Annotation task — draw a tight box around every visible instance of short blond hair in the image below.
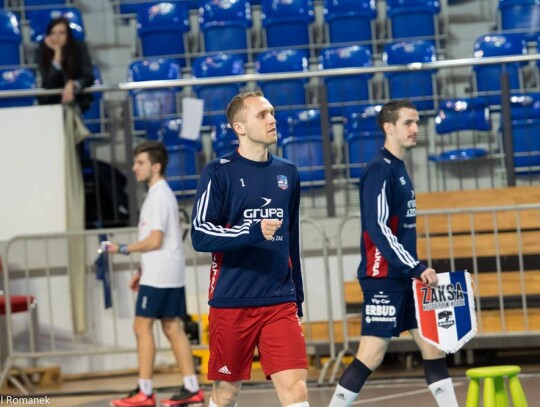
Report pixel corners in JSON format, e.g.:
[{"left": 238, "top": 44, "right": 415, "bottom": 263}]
[{"left": 226, "top": 90, "right": 264, "bottom": 127}]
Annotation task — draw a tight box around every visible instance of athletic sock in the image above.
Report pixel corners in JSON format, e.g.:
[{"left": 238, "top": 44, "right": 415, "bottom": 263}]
[
  {"left": 138, "top": 378, "right": 153, "bottom": 396},
  {"left": 285, "top": 402, "right": 309, "bottom": 407},
  {"left": 328, "top": 384, "right": 359, "bottom": 407},
  {"left": 208, "top": 398, "right": 237, "bottom": 407},
  {"left": 183, "top": 374, "right": 199, "bottom": 392},
  {"left": 428, "top": 377, "right": 459, "bottom": 407},
  {"left": 329, "top": 358, "right": 372, "bottom": 407}
]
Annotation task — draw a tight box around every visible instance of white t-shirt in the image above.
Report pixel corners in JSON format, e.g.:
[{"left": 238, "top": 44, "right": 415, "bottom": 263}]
[{"left": 138, "top": 179, "right": 185, "bottom": 288}]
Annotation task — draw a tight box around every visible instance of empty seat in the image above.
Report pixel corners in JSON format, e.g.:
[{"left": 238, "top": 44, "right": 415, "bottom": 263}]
[
  {"left": 343, "top": 104, "right": 384, "bottom": 179},
  {"left": 0, "top": 11, "right": 21, "bottom": 67},
  {"left": 499, "top": 0, "right": 540, "bottom": 41},
  {"left": 211, "top": 121, "right": 239, "bottom": 157},
  {"left": 83, "top": 65, "right": 103, "bottom": 134},
  {"left": 383, "top": 40, "right": 438, "bottom": 111},
  {"left": 435, "top": 98, "right": 490, "bottom": 134},
  {"left": 386, "top": 0, "right": 440, "bottom": 43},
  {"left": 0, "top": 68, "right": 36, "bottom": 107},
  {"left": 319, "top": 45, "right": 373, "bottom": 117},
  {"left": 255, "top": 49, "right": 308, "bottom": 109},
  {"left": 119, "top": 0, "right": 154, "bottom": 15},
  {"left": 431, "top": 98, "right": 491, "bottom": 163},
  {"left": 127, "top": 58, "right": 182, "bottom": 138},
  {"left": 261, "top": 0, "right": 315, "bottom": 51},
  {"left": 23, "top": 0, "right": 68, "bottom": 19},
  {"left": 192, "top": 53, "right": 245, "bottom": 125},
  {"left": 30, "top": 7, "right": 85, "bottom": 42},
  {"left": 199, "top": 0, "right": 252, "bottom": 62},
  {"left": 507, "top": 93, "right": 540, "bottom": 169},
  {"left": 282, "top": 109, "right": 326, "bottom": 183},
  {"left": 323, "top": 0, "right": 377, "bottom": 50},
  {"left": 137, "top": 2, "right": 190, "bottom": 68},
  {"left": 472, "top": 33, "right": 527, "bottom": 105}
]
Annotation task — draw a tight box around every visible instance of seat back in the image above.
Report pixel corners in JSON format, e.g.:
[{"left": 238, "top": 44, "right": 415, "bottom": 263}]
[
  {"left": 0, "top": 68, "right": 36, "bottom": 107},
  {"left": 435, "top": 98, "right": 491, "bottom": 134},
  {"left": 23, "top": 0, "right": 67, "bottom": 19},
  {"left": 383, "top": 40, "right": 437, "bottom": 110},
  {"left": 261, "top": 0, "right": 315, "bottom": 49},
  {"left": 127, "top": 58, "right": 182, "bottom": 136},
  {"left": 211, "top": 121, "right": 239, "bottom": 158},
  {"left": 319, "top": 45, "right": 373, "bottom": 116},
  {"left": 192, "top": 53, "right": 245, "bottom": 124},
  {"left": 0, "top": 11, "right": 21, "bottom": 67},
  {"left": 387, "top": 0, "right": 440, "bottom": 42},
  {"left": 323, "top": 0, "right": 377, "bottom": 48},
  {"left": 282, "top": 136, "right": 325, "bottom": 183},
  {"left": 499, "top": 0, "right": 540, "bottom": 40},
  {"left": 137, "top": 2, "right": 190, "bottom": 66},
  {"left": 255, "top": 49, "right": 308, "bottom": 108},
  {"left": 30, "top": 7, "right": 85, "bottom": 42},
  {"left": 508, "top": 93, "right": 540, "bottom": 169},
  {"left": 472, "top": 33, "right": 527, "bottom": 105},
  {"left": 343, "top": 104, "right": 384, "bottom": 178},
  {"left": 200, "top": 0, "right": 252, "bottom": 61}
]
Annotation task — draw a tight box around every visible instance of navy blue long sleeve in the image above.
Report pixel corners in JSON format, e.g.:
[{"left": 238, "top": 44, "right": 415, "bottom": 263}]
[
  {"left": 191, "top": 150, "right": 304, "bottom": 315},
  {"left": 357, "top": 148, "right": 426, "bottom": 292}
]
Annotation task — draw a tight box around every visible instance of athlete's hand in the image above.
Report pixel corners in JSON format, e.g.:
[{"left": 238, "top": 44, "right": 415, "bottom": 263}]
[
  {"left": 419, "top": 268, "right": 438, "bottom": 287},
  {"left": 261, "top": 219, "right": 283, "bottom": 241},
  {"left": 129, "top": 270, "right": 141, "bottom": 292}
]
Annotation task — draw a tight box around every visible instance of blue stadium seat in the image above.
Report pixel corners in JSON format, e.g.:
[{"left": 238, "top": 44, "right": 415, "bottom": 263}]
[
  {"left": 282, "top": 109, "right": 326, "bottom": 183},
  {"left": 319, "top": 45, "right": 373, "bottom": 117},
  {"left": 508, "top": 93, "right": 540, "bottom": 169},
  {"left": 472, "top": 33, "right": 527, "bottom": 105},
  {"left": 435, "top": 98, "right": 490, "bottom": 134},
  {"left": 211, "top": 121, "right": 239, "bottom": 158},
  {"left": 386, "top": 0, "right": 440, "bottom": 43},
  {"left": 199, "top": 0, "right": 252, "bottom": 62},
  {"left": 83, "top": 65, "right": 103, "bottom": 134},
  {"left": 127, "top": 58, "right": 182, "bottom": 138},
  {"left": 192, "top": 53, "right": 245, "bottom": 125},
  {"left": 383, "top": 40, "right": 438, "bottom": 111},
  {"left": 119, "top": 1, "right": 154, "bottom": 15},
  {"left": 261, "top": 0, "right": 315, "bottom": 51},
  {"left": 0, "top": 11, "right": 21, "bottom": 67},
  {"left": 137, "top": 2, "right": 190, "bottom": 67},
  {"left": 323, "top": 0, "right": 377, "bottom": 50},
  {"left": 23, "top": 0, "right": 68, "bottom": 20},
  {"left": 343, "top": 105, "right": 384, "bottom": 179},
  {"left": 430, "top": 98, "right": 491, "bottom": 163},
  {"left": 255, "top": 49, "right": 308, "bottom": 109},
  {"left": 0, "top": 68, "right": 36, "bottom": 107},
  {"left": 30, "top": 7, "right": 85, "bottom": 42},
  {"left": 499, "top": 0, "right": 540, "bottom": 41},
  {"left": 166, "top": 142, "right": 199, "bottom": 196}
]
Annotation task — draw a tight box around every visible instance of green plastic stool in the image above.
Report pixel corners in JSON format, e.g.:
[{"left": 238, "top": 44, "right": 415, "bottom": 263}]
[{"left": 465, "top": 365, "right": 528, "bottom": 407}]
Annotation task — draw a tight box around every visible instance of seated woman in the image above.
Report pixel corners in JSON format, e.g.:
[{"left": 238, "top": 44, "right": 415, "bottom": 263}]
[{"left": 37, "top": 16, "right": 94, "bottom": 114}]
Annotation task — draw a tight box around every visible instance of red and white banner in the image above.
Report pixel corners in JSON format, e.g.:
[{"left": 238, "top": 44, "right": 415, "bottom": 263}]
[{"left": 413, "top": 270, "right": 477, "bottom": 353}]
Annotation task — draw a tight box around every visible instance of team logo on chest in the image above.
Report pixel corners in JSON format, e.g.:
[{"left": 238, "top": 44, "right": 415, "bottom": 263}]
[{"left": 277, "top": 175, "right": 288, "bottom": 190}]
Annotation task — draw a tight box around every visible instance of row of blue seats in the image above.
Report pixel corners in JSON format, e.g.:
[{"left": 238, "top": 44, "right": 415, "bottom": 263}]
[{"left": 150, "top": 94, "right": 540, "bottom": 195}]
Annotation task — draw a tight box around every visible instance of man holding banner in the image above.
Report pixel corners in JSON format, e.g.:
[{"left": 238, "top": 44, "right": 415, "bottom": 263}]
[{"left": 328, "top": 100, "right": 459, "bottom": 407}]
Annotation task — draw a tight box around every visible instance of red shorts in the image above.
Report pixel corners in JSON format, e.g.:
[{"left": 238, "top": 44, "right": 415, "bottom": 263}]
[{"left": 208, "top": 302, "right": 308, "bottom": 381}]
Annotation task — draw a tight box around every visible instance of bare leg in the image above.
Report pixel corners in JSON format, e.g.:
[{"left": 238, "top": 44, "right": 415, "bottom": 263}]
[
  {"left": 212, "top": 380, "right": 242, "bottom": 407},
  {"left": 134, "top": 316, "right": 155, "bottom": 379},
  {"left": 271, "top": 368, "right": 309, "bottom": 406},
  {"left": 161, "top": 318, "right": 196, "bottom": 376}
]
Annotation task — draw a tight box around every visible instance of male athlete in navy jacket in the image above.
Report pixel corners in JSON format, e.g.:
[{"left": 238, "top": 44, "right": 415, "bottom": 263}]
[
  {"left": 191, "top": 91, "right": 309, "bottom": 407},
  {"left": 329, "top": 101, "right": 458, "bottom": 407}
]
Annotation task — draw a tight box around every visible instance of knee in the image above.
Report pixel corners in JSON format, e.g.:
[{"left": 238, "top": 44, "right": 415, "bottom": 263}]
[
  {"left": 289, "top": 379, "right": 308, "bottom": 401},
  {"left": 213, "top": 387, "right": 240, "bottom": 407},
  {"left": 161, "top": 320, "right": 182, "bottom": 339}
]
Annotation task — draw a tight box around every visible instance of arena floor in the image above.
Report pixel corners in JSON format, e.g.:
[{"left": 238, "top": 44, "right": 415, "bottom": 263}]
[{"left": 3, "top": 360, "right": 539, "bottom": 406}]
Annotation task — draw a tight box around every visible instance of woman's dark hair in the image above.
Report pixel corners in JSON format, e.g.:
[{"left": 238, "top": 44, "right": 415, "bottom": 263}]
[{"left": 39, "top": 17, "right": 80, "bottom": 79}]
